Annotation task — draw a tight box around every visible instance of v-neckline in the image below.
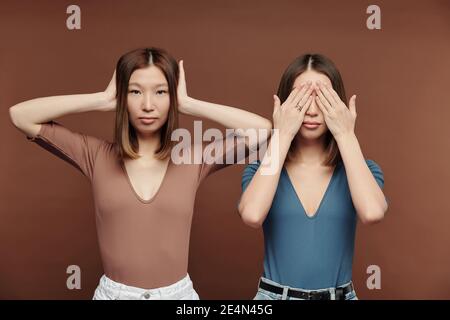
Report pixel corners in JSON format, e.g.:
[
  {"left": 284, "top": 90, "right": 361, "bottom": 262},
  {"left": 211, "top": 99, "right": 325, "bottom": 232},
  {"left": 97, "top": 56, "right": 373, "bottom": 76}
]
[
  {"left": 120, "top": 156, "right": 172, "bottom": 204},
  {"left": 283, "top": 163, "right": 339, "bottom": 219}
]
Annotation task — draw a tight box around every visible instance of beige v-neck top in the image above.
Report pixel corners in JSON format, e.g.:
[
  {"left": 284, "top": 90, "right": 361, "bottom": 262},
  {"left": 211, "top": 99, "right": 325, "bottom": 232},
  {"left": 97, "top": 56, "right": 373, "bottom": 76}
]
[{"left": 27, "top": 121, "right": 245, "bottom": 289}]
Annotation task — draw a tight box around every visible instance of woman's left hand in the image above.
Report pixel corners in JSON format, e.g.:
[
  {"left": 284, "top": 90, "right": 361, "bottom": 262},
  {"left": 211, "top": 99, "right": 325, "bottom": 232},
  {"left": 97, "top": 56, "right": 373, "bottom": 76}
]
[
  {"left": 177, "top": 60, "right": 191, "bottom": 113},
  {"left": 314, "top": 81, "right": 357, "bottom": 140}
]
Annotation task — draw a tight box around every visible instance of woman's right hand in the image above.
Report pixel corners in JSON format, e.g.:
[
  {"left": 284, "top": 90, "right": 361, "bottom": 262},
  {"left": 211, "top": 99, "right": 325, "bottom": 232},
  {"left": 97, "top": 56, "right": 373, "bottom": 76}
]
[
  {"left": 98, "top": 70, "right": 117, "bottom": 112},
  {"left": 272, "top": 81, "right": 314, "bottom": 140}
]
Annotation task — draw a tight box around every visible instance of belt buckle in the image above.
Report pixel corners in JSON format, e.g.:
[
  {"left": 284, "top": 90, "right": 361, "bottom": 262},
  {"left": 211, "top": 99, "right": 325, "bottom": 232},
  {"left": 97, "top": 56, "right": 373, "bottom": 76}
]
[
  {"left": 335, "top": 287, "right": 345, "bottom": 300},
  {"left": 309, "top": 291, "right": 322, "bottom": 301}
]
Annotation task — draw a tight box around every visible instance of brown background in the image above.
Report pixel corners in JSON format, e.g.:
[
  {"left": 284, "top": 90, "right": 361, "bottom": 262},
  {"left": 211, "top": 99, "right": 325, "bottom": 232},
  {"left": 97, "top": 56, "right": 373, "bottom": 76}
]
[{"left": 1, "top": 0, "right": 449, "bottom": 299}]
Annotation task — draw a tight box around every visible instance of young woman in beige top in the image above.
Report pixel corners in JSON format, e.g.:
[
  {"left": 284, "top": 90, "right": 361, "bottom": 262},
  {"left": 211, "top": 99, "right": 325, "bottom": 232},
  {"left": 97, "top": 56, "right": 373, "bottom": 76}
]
[{"left": 9, "top": 47, "right": 271, "bottom": 300}]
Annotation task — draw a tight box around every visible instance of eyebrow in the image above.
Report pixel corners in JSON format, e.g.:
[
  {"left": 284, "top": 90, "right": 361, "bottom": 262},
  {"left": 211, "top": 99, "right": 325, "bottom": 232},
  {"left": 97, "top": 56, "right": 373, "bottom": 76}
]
[{"left": 128, "top": 82, "right": 168, "bottom": 88}]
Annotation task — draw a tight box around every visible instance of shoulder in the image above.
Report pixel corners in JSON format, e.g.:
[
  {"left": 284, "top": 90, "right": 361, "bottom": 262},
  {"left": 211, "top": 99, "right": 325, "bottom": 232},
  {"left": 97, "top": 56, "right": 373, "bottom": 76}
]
[
  {"left": 243, "top": 160, "right": 261, "bottom": 174},
  {"left": 241, "top": 160, "right": 261, "bottom": 190},
  {"left": 365, "top": 159, "right": 383, "bottom": 172},
  {"left": 365, "top": 159, "right": 385, "bottom": 186}
]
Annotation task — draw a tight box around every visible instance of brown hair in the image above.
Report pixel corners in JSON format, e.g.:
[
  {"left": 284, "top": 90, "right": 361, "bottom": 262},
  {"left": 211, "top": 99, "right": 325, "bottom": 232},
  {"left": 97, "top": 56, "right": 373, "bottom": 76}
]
[
  {"left": 277, "top": 53, "right": 347, "bottom": 166},
  {"left": 114, "top": 47, "right": 179, "bottom": 160}
]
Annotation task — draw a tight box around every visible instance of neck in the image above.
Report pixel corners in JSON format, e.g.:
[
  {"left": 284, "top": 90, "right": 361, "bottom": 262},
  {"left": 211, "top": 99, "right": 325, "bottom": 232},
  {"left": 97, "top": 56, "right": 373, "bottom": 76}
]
[
  {"left": 288, "top": 134, "right": 328, "bottom": 166},
  {"left": 136, "top": 131, "right": 162, "bottom": 161}
]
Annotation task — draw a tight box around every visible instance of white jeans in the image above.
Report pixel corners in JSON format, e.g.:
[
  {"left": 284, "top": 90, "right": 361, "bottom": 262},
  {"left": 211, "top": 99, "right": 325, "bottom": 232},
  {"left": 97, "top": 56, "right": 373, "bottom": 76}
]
[{"left": 92, "top": 274, "right": 200, "bottom": 300}]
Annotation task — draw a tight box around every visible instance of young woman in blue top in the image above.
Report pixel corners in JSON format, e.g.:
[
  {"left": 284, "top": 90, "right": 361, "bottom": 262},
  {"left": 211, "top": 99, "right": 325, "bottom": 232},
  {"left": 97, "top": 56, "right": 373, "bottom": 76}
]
[{"left": 238, "top": 54, "right": 388, "bottom": 300}]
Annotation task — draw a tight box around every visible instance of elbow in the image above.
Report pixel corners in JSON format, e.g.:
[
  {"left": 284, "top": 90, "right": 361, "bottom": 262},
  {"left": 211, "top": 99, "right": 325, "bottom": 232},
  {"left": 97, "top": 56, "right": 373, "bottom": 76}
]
[
  {"left": 242, "top": 215, "right": 264, "bottom": 229},
  {"left": 238, "top": 202, "right": 264, "bottom": 229},
  {"left": 261, "top": 119, "right": 273, "bottom": 139},
  {"left": 359, "top": 205, "right": 387, "bottom": 225},
  {"left": 263, "top": 119, "right": 272, "bottom": 131},
  {"left": 9, "top": 106, "right": 21, "bottom": 128},
  {"left": 9, "top": 105, "right": 28, "bottom": 130}
]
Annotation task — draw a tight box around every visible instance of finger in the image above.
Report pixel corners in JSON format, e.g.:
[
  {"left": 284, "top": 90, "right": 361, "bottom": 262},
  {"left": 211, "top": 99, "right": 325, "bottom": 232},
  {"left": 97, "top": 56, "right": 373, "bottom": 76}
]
[
  {"left": 106, "top": 70, "right": 117, "bottom": 92},
  {"left": 318, "top": 81, "right": 337, "bottom": 106},
  {"left": 325, "top": 82, "right": 341, "bottom": 103},
  {"left": 273, "top": 94, "right": 281, "bottom": 115},
  {"left": 349, "top": 95, "right": 357, "bottom": 117},
  {"left": 316, "top": 87, "right": 332, "bottom": 113},
  {"left": 108, "top": 70, "right": 116, "bottom": 85},
  {"left": 287, "top": 83, "right": 307, "bottom": 105},
  {"left": 292, "top": 81, "right": 311, "bottom": 107},
  {"left": 296, "top": 85, "right": 314, "bottom": 108},
  {"left": 315, "top": 95, "right": 330, "bottom": 116},
  {"left": 285, "top": 86, "right": 301, "bottom": 105},
  {"left": 179, "top": 60, "right": 186, "bottom": 81},
  {"left": 299, "top": 95, "right": 313, "bottom": 116}
]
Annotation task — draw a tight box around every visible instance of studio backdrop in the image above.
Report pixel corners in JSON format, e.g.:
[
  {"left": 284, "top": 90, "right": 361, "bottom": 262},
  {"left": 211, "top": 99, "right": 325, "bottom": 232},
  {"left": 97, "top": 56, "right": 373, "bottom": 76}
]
[{"left": 1, "top": 0, "right": 449, "bottom": 299}]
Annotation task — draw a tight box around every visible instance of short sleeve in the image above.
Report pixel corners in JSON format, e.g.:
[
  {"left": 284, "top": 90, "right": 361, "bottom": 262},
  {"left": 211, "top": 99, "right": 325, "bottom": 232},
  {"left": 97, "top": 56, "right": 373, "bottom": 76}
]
[
  {"left": 241, "top": 160, "right": 261, "bottom": 192},
  {"left": 27, "top": 121, "right": 106, "bottom": 181},
  {"left": 366, "top": 159, "right": 384, "bottom": 188},
  {"left": 197, "top": 131, "right": 248, "bottom": 184}
]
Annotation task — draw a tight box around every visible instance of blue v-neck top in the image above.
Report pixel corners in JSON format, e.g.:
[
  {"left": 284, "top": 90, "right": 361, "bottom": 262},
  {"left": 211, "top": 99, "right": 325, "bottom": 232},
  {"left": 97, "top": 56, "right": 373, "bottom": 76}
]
[{"left": 241, "top": 159, "right": 385, "bottom": 290}]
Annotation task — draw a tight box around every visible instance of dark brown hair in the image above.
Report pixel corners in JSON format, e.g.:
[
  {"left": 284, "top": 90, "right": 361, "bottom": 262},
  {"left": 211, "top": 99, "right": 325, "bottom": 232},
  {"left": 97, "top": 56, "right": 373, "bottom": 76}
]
[
  {"left": 277, "top": 54, "right": 347, "bottom": 166},
  {"left": 114, "top": 47, "right": 179, "bottom": 160}
]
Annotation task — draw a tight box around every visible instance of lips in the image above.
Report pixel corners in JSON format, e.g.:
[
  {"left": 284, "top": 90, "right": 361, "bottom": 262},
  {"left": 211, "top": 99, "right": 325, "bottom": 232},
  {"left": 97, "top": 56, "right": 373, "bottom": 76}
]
[
  {"left": 139, "top": 117, "right": 158, "bottom": 125},
  {"left": 303, "top": 122, "right": 321, "bottom": 125},
  {"left": 303, "top": 121, "right": 321, "bottom": 130},
  {"left": 139, "top": 117, "right": 158, "bottom": 120}
]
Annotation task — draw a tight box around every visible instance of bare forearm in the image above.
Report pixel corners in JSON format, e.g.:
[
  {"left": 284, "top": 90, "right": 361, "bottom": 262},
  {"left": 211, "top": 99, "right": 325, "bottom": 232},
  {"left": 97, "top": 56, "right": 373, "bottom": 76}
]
[
  {"left": 10, "top": 92, "right": 111, "bottom": 126},
  {"left": 336, "top": 133, "right": 388, "bottom": 224},
  {"left": 239, "top": 131, "right": 292, "bottom": 227},
  {"left": 181, "top": 97, "right": 271, "bottom": 131}
]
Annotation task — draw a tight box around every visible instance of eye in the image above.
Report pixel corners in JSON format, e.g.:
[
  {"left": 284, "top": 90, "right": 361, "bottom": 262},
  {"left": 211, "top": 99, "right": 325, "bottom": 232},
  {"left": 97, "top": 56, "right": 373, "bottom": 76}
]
[
  {"left": 128, "top": 89, "right": 141, "bottom": 95},
  {"left": 156, "top": 89, "right": 167, "bottom": 95}
]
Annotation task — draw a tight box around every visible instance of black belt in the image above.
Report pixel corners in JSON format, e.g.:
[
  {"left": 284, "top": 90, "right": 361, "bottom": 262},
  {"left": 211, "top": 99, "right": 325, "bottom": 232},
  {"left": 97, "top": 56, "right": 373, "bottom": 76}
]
[{"left": 258, "top": 279, "right": 354, "bottom": 300}]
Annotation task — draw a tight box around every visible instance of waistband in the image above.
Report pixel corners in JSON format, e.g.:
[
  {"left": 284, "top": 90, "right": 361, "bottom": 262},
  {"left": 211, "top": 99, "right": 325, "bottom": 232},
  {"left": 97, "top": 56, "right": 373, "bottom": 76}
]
[
  {"left": 258, "top": 277, "right": 355, "bottom": 300},
  {"left": 100, "top": 274, "right": 194, "bottom": 299}
]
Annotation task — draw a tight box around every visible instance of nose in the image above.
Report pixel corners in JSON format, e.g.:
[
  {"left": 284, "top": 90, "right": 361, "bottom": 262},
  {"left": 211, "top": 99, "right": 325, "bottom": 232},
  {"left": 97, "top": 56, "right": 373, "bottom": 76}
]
[
  {"left": 306, "top": 96, "right": 319, "bottom": 116},
  {"left": 142, "top": 93, "right": 154, "bottom": 111}
]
